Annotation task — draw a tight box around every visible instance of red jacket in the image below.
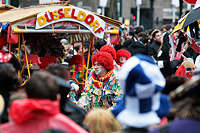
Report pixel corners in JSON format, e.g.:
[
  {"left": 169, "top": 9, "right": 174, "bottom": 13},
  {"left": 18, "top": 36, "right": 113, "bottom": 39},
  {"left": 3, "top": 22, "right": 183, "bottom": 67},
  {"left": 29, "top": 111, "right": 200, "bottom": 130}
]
[{"left": 0, "top": 99, "right": 88, "bottom": 133}]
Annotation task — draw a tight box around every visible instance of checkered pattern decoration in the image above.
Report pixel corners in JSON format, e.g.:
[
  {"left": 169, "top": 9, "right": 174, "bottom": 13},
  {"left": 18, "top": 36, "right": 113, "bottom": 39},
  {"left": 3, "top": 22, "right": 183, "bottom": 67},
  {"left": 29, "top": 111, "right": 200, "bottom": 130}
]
[{"left": 116, "top": 54, "right": 166, "bottom": 128}]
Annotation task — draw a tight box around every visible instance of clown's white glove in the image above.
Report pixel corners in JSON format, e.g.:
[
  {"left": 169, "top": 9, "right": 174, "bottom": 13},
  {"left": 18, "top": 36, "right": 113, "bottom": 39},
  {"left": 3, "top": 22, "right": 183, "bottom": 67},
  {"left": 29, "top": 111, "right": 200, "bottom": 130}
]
[{"left": 71, "top": 83, "right": 79, "bottom": 92}]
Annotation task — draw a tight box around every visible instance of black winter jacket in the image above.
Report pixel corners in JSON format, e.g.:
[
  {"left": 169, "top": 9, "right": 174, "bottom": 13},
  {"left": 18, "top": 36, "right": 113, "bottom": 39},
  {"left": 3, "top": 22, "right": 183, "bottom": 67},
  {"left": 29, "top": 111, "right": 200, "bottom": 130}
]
[
  {"left": 127, "top": 41, "right": 148, "bottom": 56},
  {"left": 148, "top": 41, "right": 172, "bottom": 77}
]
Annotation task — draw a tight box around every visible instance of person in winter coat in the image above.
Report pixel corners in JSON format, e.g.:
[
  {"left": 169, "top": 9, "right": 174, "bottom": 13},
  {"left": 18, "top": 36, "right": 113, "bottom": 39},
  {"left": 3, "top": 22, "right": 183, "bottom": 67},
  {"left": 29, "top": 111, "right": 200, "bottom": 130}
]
[
  {"left": 0, "top": 63, "right": 22, "bottom": 124},
  {"left": 46, "top": 64, "right": 87, "bottom": 129},
  {"left": 161, "top": 74, "right": 189, "bottom": 121},
  {"left": 146, "top": 29, "right": 154, "bottom": 49},
  {"left": 122, "top": 26, "right": 144, "bottom": 48},
  {"left": 148, "top": 29, "right": 172, "bottom": 77},
  {"left": 161, "top": 24, "right": 171, "bottom": 52},
  {"left": 149, "top": 76, "right": 200, "bottom": 133},
  {"left": 0, "top": 71, "right": 88, "bottom": 133},
  {"left": 126, "top": 32, "right": 148, "bottom": 56}
]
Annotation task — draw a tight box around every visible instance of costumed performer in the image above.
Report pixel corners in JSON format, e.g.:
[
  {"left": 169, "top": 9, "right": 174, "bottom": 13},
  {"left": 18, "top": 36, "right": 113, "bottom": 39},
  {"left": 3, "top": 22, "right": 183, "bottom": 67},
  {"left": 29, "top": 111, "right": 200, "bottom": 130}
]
[
  {"left": 116, "top": 49, "right": 131, "bottom": 67},
  {"left": 77, "top": 52, "right": 123, "bottom": 111}
]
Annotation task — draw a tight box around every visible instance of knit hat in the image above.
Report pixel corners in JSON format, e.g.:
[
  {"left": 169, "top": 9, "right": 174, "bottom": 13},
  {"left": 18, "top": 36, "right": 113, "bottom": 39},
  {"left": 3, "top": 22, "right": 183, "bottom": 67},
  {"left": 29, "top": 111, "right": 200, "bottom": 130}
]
[
  {"left": 92, "top": 52, "right": 114, "bottom": 71},
  {"left": 113, "top": 54, "right": 166, "bottom": 128},
  {"left": 100, "top": 45, "right": 116, "bottom": 59},
  {"left": 116, "top": 49, "right": 131, "bottom": 65}
]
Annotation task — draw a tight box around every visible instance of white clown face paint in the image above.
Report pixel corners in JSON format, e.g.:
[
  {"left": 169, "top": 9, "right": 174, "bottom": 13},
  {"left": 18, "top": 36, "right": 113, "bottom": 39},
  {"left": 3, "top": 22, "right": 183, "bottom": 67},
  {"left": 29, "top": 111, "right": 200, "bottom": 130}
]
[
  {"left": 2, "top": 45, "right": 9, "bottom": 53},
  {"left": 93, "top": 61, "right": 108, "bottom": 77},
  {"left": 119, "top": 56, "right": 127, "bottom": 64},
  {"left": 95, "top": 67, "right": 102, "bottom": 75}
]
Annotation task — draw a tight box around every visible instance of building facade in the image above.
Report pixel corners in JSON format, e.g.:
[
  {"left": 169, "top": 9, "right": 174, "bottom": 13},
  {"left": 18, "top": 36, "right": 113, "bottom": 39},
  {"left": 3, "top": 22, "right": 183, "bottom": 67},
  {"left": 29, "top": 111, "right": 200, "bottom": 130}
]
[
  {"left": 5, "top": 0, "right": 191, "bottom": 30},
  {"left": 70, "top": 0, "right": 190, "bottom": 30}
]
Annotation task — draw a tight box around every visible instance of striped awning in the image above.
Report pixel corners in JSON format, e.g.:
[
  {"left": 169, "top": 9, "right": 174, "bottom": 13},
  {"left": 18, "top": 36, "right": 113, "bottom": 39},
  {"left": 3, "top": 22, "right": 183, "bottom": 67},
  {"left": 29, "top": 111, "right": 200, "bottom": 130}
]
[{"left": 67, "top": 34, "right": 107, "bottom": 43}]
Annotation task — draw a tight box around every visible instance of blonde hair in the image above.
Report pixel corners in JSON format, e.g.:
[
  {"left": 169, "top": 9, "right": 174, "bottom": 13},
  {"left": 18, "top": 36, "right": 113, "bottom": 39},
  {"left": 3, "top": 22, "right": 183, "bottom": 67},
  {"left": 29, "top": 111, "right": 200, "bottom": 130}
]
[
  {"left": 181, "top": 60, "right": 195, "bottom": 68},
  {"left": 83, "top": 109, "right": 122, "bottom": 133}
]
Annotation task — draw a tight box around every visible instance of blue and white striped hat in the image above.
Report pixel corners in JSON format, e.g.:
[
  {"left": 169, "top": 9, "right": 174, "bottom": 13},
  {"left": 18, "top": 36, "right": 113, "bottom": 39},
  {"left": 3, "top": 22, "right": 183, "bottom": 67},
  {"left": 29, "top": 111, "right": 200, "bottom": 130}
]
[{"left": 116, "top": 54, "right": 166, "bottom": 128}]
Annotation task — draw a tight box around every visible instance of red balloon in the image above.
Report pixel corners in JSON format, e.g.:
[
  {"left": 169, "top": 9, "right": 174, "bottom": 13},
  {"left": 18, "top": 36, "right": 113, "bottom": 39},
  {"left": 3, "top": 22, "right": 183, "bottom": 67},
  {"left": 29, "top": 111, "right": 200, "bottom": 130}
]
[{"left": 183, "top": 0, "right": 197, "bottom": 4}]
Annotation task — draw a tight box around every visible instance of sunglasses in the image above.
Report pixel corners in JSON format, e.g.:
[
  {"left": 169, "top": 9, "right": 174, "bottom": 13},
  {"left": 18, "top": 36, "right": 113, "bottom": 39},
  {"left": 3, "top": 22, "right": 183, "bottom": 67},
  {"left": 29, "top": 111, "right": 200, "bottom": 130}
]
[{"left": 185, "top": 67, "right": 196, "bottom": 72}]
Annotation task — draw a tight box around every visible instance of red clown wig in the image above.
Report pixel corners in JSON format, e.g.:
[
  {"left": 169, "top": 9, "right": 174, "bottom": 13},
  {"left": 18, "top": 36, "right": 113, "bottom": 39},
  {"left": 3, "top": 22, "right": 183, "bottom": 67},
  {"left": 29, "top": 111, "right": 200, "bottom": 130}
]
[
  {"left": 68, "top": 55, "right": 85, "bottom": 66},
  {"left": 41, "top": 55, "right": 57, "bottom": 69},
  {"left": 116, "top": 49, "right": 131, "bottom": 64},
  {"left": 100, "top": 45, "right": 116, "bottom": 59},
  {"left": 92, "top": 52, "right": 114, "bottom": 71}
]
